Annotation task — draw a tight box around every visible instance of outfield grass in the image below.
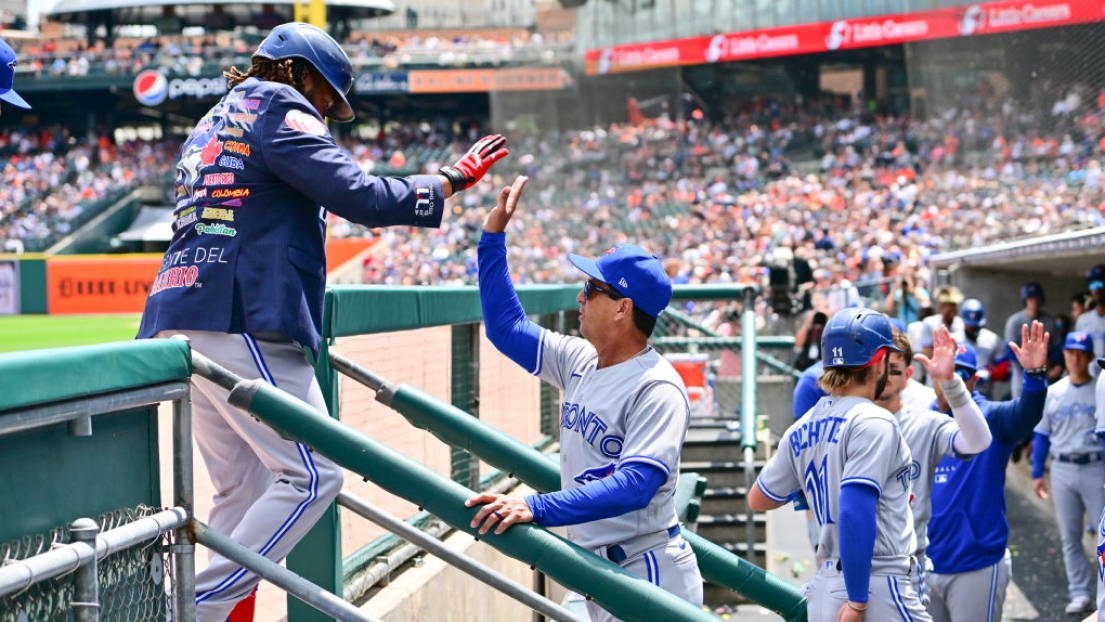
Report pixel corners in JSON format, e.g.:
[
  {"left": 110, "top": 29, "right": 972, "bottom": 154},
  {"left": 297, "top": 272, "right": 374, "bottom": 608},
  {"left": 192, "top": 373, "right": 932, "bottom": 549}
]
[{"left": 0, "top": 314, "right": 143, "bottom": 353}]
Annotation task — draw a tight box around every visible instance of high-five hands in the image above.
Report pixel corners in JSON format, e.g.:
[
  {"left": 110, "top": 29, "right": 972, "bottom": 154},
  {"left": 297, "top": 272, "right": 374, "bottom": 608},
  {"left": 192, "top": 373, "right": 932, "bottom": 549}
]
[
  {"left": 1009, "top": 320, "right": 1049, "bottom": 371},
  {"left": 439, "top": 134, "right": 510, "bottom": 193},
  {"left": 914, "top": 326, "right": 957, "bottom": 382},
  {"left": 483, "top": 176, "right": 528, "bottom": 234}
]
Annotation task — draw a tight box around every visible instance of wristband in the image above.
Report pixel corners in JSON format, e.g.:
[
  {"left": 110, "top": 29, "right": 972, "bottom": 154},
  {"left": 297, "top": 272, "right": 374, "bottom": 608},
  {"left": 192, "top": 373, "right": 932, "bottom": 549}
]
[
  {"left": 936, "top": 375, "right": 971, "bottom": 409},
  {"left": 1025, "top": 365, "right": 1047, "bottom": 377},
  {"left": 847, "top": 601, "right": 868, "bottom": 612}
]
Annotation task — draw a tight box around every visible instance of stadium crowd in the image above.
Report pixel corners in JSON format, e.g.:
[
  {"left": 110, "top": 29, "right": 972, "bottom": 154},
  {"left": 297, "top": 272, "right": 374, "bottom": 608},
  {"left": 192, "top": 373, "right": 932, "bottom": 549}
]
[
  {"left": 2, "top": 82, "right": 1105, "bottom": 300},
  {"left": 6, "top": 28, "right": 570, "bottom": 78}
]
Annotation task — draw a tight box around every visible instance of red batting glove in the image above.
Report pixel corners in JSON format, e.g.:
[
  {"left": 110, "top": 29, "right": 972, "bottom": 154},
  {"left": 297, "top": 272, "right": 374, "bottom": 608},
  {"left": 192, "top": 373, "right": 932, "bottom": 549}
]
[{"left": 439, "top": 134, "right": 509, "bottom": 192}]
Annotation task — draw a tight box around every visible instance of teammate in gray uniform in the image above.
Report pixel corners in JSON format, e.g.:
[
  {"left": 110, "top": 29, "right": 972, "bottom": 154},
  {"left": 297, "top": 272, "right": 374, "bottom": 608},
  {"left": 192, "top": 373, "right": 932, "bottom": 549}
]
[
  {"left": 960, "top": 299, "right": 1005, "bottom": 398},
  {"left": 874, "top": 328, "right": 992, "bottom": 604},
  {"left": 465, "top": 177, "right": 702, "bottom": 622},
  {"left": 1076, "top": 265, "right": 1105, "bottom": 380},
  {"left": 1032, "top": 331, "right": 1104, "bottom": 615},
  {"left": 750, "top": 308, "right": 931, "bottom": 622},
  {"left": 1093, "top": 356, "right": 1105, "bottom": 620}
]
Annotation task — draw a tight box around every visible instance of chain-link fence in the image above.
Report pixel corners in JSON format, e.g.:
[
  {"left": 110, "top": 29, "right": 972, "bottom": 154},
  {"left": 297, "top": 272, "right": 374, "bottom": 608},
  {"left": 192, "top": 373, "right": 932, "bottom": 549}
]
[{"left": 0, "top": 505, "right": 171, "bottom": 622}]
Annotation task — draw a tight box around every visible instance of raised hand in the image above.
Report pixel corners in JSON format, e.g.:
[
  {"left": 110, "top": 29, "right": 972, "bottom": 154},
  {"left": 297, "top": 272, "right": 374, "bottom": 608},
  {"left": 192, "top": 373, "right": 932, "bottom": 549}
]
[
  {"left": 914, "top": 325, "right": 957, "bottom": 382},
  {"left": 483, "top": 176, "right": 528, "bottom": 234},
  {"left": 439, "top": 134, "right": 510, "bottom": 192},
  {"left": 1009, "top": 320, "right": 1049, "bottom": 371}
]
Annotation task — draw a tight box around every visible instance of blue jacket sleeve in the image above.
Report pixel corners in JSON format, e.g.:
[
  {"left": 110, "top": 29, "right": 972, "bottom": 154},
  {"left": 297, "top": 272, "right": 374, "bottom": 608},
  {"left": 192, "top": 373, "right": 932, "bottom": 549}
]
[
  {"left": 524, "top": 462, "right": 667, "bottom": 527},
  {"left": 261, "top": 84, "right": 445, "bottom": 229},
  {"left": 478, "top": 232, "right": 545, "bottom": 373},
  {"left": 986, "top": 372, "right": 1048, "bottom": 444},
  {"left": 839, "top": 483, "right": 878, "bottom": 604},
  {"left": 1031, "top": 432, "right": 1050, "bottom": 479},
  {"left": 793, "top": 368, "right": 825, "bottom": 420}
]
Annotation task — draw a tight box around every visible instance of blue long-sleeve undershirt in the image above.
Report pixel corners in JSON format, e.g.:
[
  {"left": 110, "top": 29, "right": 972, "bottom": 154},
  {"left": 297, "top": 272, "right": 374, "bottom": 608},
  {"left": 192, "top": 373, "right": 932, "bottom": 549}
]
[
  {"left": 1032, "top": 432, "right": 1050, "bottom": 479},
  {"left": 525, "top": 461, "right": 668, "bottom": 526},
  {"left": 839, "top": 483, "right": 878, "bottom": 604},
  {"left": 990, "top": 372, "right": 1048, "bottom": 444},
  {"left": 478, "top": 232, "right": 545, "bottom": 373}
]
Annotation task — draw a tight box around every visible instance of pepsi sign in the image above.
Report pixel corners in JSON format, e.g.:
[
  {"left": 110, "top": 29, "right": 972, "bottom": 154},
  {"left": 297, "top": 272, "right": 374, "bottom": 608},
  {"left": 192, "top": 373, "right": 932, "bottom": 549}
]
[
  {"left": 133, "top": 70, "right": 169, "bottom": 106},
  {"left": 133, "top": 71, "right": 228, "bottom": 106}
]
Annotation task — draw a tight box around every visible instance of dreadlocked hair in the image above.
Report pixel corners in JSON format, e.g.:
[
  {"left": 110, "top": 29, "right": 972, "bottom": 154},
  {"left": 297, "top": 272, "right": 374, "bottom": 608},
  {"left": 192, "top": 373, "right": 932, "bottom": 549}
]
[{"left": 224, "top": 57, "right": 311, "bottom": 90}]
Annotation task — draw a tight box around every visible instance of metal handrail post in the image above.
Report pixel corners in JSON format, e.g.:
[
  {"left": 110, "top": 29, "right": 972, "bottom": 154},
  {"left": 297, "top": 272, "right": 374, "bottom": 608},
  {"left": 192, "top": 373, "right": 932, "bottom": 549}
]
[
  {"left": 0, "top": 508, "right": 189, "bottom": 598},
  {"left": 740, "top": 287, "right": 759, "bottom": 564},
  {"left": 169, "top": 346, "right": 197, "bottom": 622},
  {"left": 337, "top": 492, "right": 589, "bottom": 622},
  {"left": 70, "top": 518, "right": 101, "bottom": 622}
]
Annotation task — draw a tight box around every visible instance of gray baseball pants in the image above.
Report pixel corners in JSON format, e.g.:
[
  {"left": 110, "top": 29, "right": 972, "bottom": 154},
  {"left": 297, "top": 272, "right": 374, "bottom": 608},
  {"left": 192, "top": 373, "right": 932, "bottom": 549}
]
[
  {"left": 160, "top": 330, "right": 344, "bottom": 622},
  {"left": 1050, "top": 460, "right": 1105, "bottom": 600},
  {"left": 925, "top": 548, "right": 1011, "bottom": 622}
]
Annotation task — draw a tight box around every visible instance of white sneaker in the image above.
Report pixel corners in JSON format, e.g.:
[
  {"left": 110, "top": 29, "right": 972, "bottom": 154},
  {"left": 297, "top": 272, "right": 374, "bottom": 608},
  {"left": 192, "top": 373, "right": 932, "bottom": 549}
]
[{"left": 1064, "top": 595, "right": 1092, "bottom": 614}]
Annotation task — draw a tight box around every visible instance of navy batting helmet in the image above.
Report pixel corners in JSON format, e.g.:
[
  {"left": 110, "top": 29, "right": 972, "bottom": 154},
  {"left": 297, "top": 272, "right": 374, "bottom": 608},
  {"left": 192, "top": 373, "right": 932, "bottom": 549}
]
[
  {"left": 822, "top": 308, "right": 901, "bottom": 369},
  {"left": 1088, "top": 264, "right": 1105, "bottom": 283},
  {"left": 255, "top": 22, "right": 355, "bottom": 122},
  {"left": 1021, "top": 281, "right": 1045, "bottom": 304},
  {"left": 961, "top": 298, "right": 986, "bottom": 327}
]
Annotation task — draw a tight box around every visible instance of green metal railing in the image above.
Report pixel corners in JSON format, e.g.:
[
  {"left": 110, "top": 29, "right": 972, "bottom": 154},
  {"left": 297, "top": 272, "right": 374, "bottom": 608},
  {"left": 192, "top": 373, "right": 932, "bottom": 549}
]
[{"left": 299, "top": 283, "right": 808, "bottom": 622}]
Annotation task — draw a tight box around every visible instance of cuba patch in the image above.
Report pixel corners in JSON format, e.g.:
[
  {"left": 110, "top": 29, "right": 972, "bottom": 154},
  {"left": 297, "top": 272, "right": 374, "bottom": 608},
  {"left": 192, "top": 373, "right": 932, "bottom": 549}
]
[
  {"left": 219, "top": 155, "right": 244, "bottom": 170},
  {"left": 285, "top": 109, "right": 328, "bottom": 136}
]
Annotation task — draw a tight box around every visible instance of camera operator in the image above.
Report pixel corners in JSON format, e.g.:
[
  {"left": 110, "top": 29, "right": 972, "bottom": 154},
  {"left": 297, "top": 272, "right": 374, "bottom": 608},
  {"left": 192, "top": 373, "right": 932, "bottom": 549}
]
[{"left": 884, "top": 267, "right": 930, "bottom": 327}]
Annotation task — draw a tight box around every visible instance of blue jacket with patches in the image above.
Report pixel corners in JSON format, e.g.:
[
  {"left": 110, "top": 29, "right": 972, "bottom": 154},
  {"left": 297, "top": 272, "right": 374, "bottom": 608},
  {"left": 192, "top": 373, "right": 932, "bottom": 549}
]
[
  {"left": 137, "top": 78, "right": 444, "bottom": 356},
  {"left": 926, "top": 373, "right": 1047, "bottom": 574}
]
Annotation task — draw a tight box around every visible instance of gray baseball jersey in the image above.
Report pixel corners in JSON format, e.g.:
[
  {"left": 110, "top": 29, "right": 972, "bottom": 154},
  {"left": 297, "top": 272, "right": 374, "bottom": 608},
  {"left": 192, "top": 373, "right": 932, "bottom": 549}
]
[
  {"left": 1095, "top": 371, "right": 1105, "bottom": 437},
  {"left": 895, "top": 406, "right": 960, "bottom": 556},
  {"left": 920, "top": 316, "right": 966, "bottom": 349},
  {"left": 756, "top": 396, "right": 917, "bottom": 561},
  {"left": 1075, "top": 310, "right": 1105, "bottom": 377},
  {"left": 536, "top": 331, "right": 690, "bottom": 549},
  {"left": 1036, "top": 377, "right": 1099, "bottom": 454},
  {"left": 965, "top": 327, "right": 1003, "bottom": 371}
]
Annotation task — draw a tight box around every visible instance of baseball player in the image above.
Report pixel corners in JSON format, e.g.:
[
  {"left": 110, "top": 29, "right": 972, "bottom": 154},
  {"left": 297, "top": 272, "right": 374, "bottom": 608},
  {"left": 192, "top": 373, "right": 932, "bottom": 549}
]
[
  {"left": 924, "top": 322, "right": 1050, "bottom": 622},
  {"left": 1032, "top": 331, "right": 1103, "bottom": 615},
  {"left": 465, "top": 177, "right": 702, "bottom": 622},
  {"left": 874, "top": 328, "right": 992, "bottom": 604},
  {"left": 750, "top": 308, "right": 931, "bottom": 622},
  {"left": 1005, "top": 282, "right": 1061, "bottom": 397},
  {"left": 137, "top": 23, "right": 508, "bottom": 620},
  {"left": 0, "top": 37, "right": 31, "bottom": 114},
  {"left": 960, "top": 298, "right": 1006, "bottom": 398},
  {"left": 1075, "top": 265, "right": 1105, "bottom": 379},
  {"left": 1093, "top": 355, "right": 1105, "bottom": 621}
]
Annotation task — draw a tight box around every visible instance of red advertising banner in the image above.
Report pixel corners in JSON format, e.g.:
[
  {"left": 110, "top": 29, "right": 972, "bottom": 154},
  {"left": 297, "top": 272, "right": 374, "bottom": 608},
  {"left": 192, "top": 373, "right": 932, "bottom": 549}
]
[{"left": 585, "top": 0, "right": 1105, "bottom": 74}]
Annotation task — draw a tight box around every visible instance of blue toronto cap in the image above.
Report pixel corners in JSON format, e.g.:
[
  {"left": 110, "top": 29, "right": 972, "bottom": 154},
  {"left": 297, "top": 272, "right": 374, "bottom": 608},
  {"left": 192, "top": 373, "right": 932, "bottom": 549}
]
[
  {"left": 1064, "top": 331, "right": 1093, "bottom": 352},
  {"left": 0, "top": 38, "right": 30, "bottom": 109},
  {"left": 954, "top": 344, "right": 978, "bottom": 372},
  {"left": 569, "top": 245, "right": 672, "bottom": 318}
]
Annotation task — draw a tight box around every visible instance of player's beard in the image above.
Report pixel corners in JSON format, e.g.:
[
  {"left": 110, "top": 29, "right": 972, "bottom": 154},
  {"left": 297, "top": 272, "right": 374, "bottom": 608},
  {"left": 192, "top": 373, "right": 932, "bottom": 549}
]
[{"left": 873, "top": 356, "right": 890, "bottom": 400}]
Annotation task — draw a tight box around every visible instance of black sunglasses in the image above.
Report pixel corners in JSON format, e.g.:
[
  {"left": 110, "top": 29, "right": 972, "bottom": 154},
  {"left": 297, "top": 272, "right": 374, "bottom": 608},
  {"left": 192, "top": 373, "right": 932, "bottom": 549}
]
[
  {"left": 955, "top": 369, "right": 975, "bottom": 382},
  {"left": 584, "top": 280, "right": 625, "bottom": 300}
]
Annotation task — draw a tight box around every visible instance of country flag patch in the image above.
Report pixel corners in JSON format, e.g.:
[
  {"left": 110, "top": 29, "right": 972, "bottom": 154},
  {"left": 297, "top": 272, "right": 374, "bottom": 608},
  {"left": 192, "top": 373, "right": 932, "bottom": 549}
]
[{"left": 285, "top": 110, "right": 328, "bottom": 136}]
